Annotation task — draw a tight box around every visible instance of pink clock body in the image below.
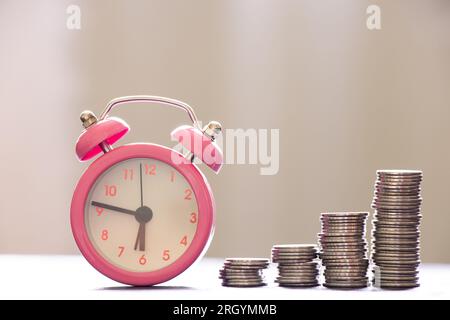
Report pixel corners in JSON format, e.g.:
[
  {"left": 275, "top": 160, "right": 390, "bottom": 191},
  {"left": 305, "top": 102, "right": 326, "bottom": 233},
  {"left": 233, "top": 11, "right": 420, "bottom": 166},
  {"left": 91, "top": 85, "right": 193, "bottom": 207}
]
[{"left": 70, "top": 96, "right": 222, "bottom": 286}]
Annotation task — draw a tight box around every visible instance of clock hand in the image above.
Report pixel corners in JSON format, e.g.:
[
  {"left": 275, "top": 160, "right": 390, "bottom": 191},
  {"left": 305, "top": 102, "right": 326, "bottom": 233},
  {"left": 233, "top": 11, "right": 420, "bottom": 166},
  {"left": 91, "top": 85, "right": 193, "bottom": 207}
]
[
  {"left": 140, "top": 163, "right": 144, "bottom": 207},
  {"left": 91, "top": 201, "right": 136, "bottom": 216},
  {"left": 133, "top": 223, "right": 142, "bottom": 251},
  {"left": 139, "top": 222, "right": 146, "bottom": 251}
]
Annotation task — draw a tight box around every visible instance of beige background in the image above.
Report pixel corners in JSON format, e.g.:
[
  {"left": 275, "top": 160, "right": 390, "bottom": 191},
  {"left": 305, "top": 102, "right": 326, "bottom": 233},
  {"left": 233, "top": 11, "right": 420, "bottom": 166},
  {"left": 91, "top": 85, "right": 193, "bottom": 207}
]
[{"left": 0, "top": 0, "right": 449, "bottom": 262}]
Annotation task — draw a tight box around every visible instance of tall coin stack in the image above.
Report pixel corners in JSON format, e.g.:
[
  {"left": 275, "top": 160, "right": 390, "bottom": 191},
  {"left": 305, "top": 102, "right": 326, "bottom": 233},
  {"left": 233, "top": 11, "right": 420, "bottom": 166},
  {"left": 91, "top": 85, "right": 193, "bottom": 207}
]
[
  {"left": 271, "top": 244, "right": 319, "bottom": 287},
  {"left": 319, "top": 212, "right": 369, "bottom": 289},
  {"left": 371, "top": 170, "right": 423, "bottom": 289},
  {"left": 219, "top": 258, "right": 269, "bottom": 287}
]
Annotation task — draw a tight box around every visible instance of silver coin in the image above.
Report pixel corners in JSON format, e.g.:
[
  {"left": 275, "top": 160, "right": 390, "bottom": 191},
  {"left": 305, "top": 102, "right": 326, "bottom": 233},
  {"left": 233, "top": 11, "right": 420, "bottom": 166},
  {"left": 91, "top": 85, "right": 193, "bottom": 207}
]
[
  {"left": 375, "top": 189, "right": 421, "bottom": 195},
  {"left": 372, "top": 230, "right": 420, "bottom": 237},
  {"left": 373, "top": 200, "right": 422, "bottom": 207},
  {"left": 375, "top": 180, "right": 421, "bottom": 186},
  {"left": 272, "top": 251, "right": 317, "bottom": 257},
  {"left": 321, "top": 212, "right": 368, "bottom": 217},
  {"left": 372, "top": 246, "right": 420, "bottom": 253},
  {"left": 323, "top": 258, "right": 369, "bottom": 264},
  {"left": 276, "top": 278, "right": 318, "bottom": 285},
  {"left": 220, "top": 268, "right": 261, "bottom": 274},
  {"left": 225, "top": 258, "right": 269, "bottom": 264},
  {"left": 374, "top": 281, "right": 419, "bottom": 289},
  {"left": 278, "top": 268, "right": 318, "bottom": 274},
  {"left": 372, "top": 267, "right": 419, "bottom": 274},
  {"left": 373, "top": 229, "right": 420, "bottom": 236},
  {"left": 320, "top": 251, "right": 367, "bottom": 257},
  {"left": 375, "top": 184, "right": 421, "bottom": 191},
  {"left": 376, "top": 174, "right": 422, "bottom": 181},
  {"left": 376, "top": 178, "right": 422, "bottom": 184},
  {"left": 325, "top": 270, "right": 367, "bottom": 276},
  {"left": 320, "top": 242, "right": 367, "bottom": 248},
  {"left": 372, "top": 260, "right": 420, "bottom": 267},
  {"left": 376, "top": 174, "right": 422, "bottom": 179},
  {"left": 278, "top": 283, "right": 319, "bottom": 288},
  {"left": 272, "top": 244, "right": 317, "bottom": 250},
  {"left": 373, "top": 224, "right": 420, "bottom": 230},
  {"left": 273, "top": 259, "right": 316, "bottom": 265},
  {"left": 373, "top": 221, "right": 420, "bottom": 228},
  {"left": 374, "top": 193, "right": 422, "bottom": 200},
  {"left": 279, "top": 271, "right": 319, "bottom": 277},
  {"left": 377, "top": 169, "right": 422, "bottom": 175},
  {"left": 321, "top": 227, "right": 365, "bottom": 233},
  {"left": 222, "top": 282, "right": 266, "bottom": 288},
  {"left": 372, "top": 253, "right": 420, "bottom": 260},
  {"left": 379, "top": 273, "right": 419, "bottom": 282},
  {"left": 374, "top": 214, "right": 422, "bottom": 220},
  {"left": 320, "top": 249, "right": 367, "bottom": 255},
  {"left": 324, "top": 282, "right": 368, "bottom": 289},
  {"left": 372, "top": 203, "right": 422, "bottom": 210},
  {"left": 219, "top": 274, "right": 263, "bottom": 280}
]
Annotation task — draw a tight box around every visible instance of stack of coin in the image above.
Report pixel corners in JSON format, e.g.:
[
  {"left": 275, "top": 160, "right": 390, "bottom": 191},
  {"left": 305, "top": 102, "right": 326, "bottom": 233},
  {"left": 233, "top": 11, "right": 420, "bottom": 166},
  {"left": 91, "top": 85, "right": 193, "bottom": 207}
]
[
  {"left": 271, "top": 244, "right": 319, "bottom": 287},
  {"left": 219, "top": 258, "right": 269, "bottom": 287},
  {"left": 319, "top": 212, "right": 369, "bottom": 289},
  {"left": 371, "top": 170, "right": 422, "bottom": 289}
]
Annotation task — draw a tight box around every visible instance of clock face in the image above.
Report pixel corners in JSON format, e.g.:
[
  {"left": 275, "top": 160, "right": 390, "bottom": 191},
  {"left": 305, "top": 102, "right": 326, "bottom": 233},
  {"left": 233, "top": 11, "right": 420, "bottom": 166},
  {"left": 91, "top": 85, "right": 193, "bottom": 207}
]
[{"left": 84, "top": 158, "right": 199, "bottom": 272}]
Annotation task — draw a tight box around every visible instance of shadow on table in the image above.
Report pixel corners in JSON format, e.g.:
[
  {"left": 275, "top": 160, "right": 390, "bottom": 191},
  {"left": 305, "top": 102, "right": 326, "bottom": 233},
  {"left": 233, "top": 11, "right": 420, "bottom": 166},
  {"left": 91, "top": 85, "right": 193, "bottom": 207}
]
[{"left": 98, "top": 285, "right": 196, "bottom": 291}]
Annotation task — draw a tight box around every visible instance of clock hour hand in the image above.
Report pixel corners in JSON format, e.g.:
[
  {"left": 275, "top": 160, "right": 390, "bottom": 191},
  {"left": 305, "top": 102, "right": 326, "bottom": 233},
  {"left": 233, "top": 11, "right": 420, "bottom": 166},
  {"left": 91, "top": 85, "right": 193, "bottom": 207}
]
[{"left": 91, "top": 201, "right": 136, "bottom": 216}]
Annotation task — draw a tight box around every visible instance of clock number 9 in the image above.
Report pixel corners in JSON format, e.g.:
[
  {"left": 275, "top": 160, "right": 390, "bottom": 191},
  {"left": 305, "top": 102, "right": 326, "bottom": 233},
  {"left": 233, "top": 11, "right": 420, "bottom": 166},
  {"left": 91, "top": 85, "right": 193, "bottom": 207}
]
[{"left": 96, "top": 207, "right": 104, "bottom": 216}]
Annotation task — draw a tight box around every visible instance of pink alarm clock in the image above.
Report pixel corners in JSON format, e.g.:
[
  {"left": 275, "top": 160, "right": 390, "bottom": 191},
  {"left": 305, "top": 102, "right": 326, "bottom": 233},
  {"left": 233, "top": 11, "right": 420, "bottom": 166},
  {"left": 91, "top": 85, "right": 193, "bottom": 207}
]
[{"left": 70, "top": 96, "right": 223, "bottom": 286}]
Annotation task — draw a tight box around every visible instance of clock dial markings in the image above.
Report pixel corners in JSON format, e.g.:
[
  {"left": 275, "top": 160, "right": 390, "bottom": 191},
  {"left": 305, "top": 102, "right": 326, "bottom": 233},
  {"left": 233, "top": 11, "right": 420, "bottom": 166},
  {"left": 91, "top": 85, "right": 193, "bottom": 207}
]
[
  {"left": 91, "top": 201, "right": 136, "bottom": 216},
  {"left": 85, "top": 158, "right": 198, "bottom": 272}
]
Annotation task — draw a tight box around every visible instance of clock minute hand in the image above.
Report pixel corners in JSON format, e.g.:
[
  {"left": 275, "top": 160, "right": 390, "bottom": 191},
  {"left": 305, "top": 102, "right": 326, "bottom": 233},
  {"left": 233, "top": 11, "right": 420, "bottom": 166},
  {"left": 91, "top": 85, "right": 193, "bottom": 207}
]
[{"left": 91, "top": 201, "right": 136, "bottom": 216}]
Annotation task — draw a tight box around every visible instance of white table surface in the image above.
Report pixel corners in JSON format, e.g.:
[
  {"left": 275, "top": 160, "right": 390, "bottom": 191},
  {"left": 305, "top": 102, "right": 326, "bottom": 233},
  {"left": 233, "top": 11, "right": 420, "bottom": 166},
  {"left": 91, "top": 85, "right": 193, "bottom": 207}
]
[{"left": 0, "top": 255, "right": 449, "bottom": 300}]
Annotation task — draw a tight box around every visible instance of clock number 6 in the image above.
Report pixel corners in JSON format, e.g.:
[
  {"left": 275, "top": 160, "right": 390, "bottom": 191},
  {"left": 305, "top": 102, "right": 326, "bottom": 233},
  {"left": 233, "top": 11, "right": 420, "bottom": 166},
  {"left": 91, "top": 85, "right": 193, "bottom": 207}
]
[{"left": 139, "top": 255, "right": 147, "bottom": 265}]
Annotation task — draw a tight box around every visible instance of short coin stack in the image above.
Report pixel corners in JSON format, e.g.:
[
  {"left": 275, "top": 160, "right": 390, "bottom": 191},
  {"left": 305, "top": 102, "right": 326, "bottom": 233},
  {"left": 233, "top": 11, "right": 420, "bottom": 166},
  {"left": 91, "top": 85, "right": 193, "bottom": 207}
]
[
  {"left": 271, "top": 244, "right": 319, "bottom": 287},
  {"left": 371, "top": 170, "right": 423, "bottom": 289},
  {"left": 319, "top": 212, "right": 369, "bottom": 289},
  {"left": 219, "top": 258, "right": 269, "bottom": 287}
]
